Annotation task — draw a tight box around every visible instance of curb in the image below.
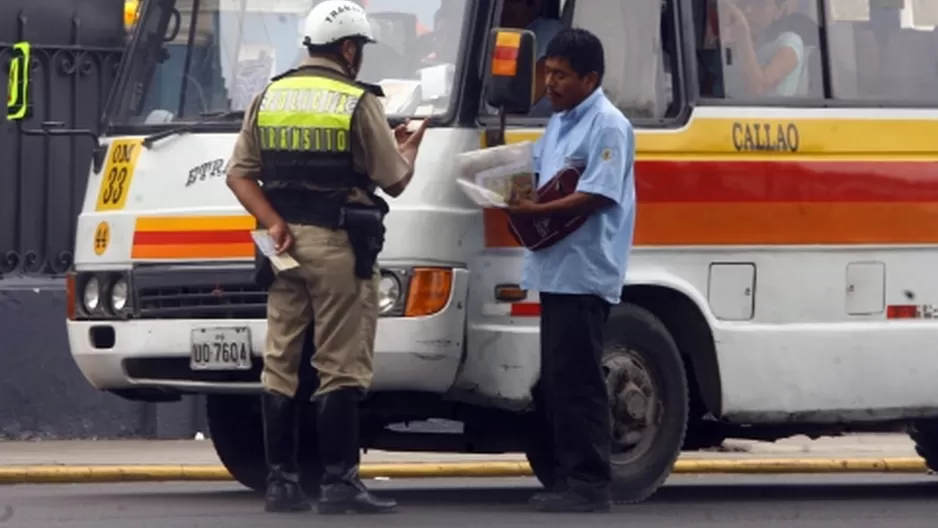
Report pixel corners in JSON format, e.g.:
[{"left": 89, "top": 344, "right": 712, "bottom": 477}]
[{"left": 0, "top": 458, "right": 929, "bottom": 484}]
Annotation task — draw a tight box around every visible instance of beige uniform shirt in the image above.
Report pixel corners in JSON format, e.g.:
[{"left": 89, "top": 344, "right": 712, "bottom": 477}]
[{"left": 226, "top": 56, "right": 413, "bottom": 205}]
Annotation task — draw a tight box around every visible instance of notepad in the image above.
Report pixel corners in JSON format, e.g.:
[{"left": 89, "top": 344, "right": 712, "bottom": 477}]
[{"left": 250, "top": 229, "right": 300, "bottom": 272}]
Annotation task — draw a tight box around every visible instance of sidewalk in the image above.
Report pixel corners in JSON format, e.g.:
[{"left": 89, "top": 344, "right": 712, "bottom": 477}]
[{"left": 0, "top": 433, "right": 921, "bottom": 467}]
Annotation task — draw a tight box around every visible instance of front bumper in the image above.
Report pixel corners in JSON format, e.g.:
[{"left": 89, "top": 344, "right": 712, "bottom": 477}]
[{"left": 67, "top": 265, "right": 469, "bottom": 395}]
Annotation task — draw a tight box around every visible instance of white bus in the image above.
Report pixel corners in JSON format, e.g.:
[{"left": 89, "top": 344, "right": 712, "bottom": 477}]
[{"left": 30, "top": 0, "right": 938, "bottom": 503}]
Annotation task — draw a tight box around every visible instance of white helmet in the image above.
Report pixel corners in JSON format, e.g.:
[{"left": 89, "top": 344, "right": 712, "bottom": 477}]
[{"left": 302, "top": 0, "right": 376, "bottom": 48}]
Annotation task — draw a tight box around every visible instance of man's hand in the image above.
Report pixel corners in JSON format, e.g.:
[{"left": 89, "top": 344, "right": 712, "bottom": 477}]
[
  {"left": 268, "top": 220, "right": 294, "bottom": 255},
  {"left": 396, "top": 119, "right": 430, "bottom": 153},
  {"left": 393, "top": 121, "right": 413, "bottom": 144},
  {"left": 505, "top": 194, "right": 543, "bottom": 216}
]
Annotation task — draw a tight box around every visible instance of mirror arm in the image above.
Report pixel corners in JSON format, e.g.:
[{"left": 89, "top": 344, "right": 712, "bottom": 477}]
[
  {"left": 484, "top": 107, "right": 509, "bottom": 148},
  {"left": 22, "top": 121, "right": 108, "bottom": 174},
  {"left": 495, "top": 109, "right": 507, "bottom": 146}
]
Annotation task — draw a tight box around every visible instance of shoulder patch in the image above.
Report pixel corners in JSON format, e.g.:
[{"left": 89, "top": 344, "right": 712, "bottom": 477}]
[{"left": 600, "top": 148, "right": 614, "bottom": 161}]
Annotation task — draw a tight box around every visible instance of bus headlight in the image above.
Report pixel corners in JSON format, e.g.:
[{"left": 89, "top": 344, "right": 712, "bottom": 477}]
[
  {"left": 110, "top": 277, "right": 129, "bottom": 313},
  {"left": 377, "top": 273, "right": 401, "bottom": 315},
  {"left": 82, "top": 276, "right": 101, "bottom": 313}
]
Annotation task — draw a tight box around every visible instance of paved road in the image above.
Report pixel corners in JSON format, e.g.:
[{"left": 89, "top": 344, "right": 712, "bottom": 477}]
[{"left": 4, "top": 474, "right": 938, "bottom": 527}]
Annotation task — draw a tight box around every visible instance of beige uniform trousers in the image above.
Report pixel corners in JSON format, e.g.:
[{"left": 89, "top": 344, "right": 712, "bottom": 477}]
[{"left": 261, "top": 224, "right": 379, "bottom": 399}]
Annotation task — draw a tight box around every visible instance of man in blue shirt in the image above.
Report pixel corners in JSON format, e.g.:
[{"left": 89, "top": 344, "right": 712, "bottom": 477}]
[{"left": 506, "top": 28, "right": 636, "bottom": 513}]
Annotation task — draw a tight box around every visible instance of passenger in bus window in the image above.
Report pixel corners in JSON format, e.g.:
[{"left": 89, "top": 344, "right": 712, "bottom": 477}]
[
  {"left": 718, "top": 0, "right": 807, "bottom": 97},
  {"left": 500, "top": 0, "right": 565, "bottom": 115}
]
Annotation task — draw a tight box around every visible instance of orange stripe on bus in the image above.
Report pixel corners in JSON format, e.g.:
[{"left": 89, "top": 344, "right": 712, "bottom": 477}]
[
  {"left": 135, "top": 215, "right": 256, "bottom": 232},
  {"left": 484, "top": 202, "right": 938, "bottom": 248},
  {"left": 131, "top": 243, "right": 255, "bottom": 259}
]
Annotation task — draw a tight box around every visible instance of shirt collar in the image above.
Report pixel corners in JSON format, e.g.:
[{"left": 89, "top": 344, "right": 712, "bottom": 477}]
[
  {"left": 558, "top": 87, "right": 604, "bottom": 124},
  {"left": 299, "top": 56, "right": 349, "bottom": 77}
]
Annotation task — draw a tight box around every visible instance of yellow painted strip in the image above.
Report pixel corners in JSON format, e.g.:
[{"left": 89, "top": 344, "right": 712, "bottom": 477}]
[
  {"left": 502, "top": 116, "right": 938, "bottom": 158},
  {"left": 0, "top": 458, "right": 927, "bottom": 484},
  {"left": 135, "top": 215, "right": 256, "bottom": 232},
  {"left": 131, "top": 243, "right": 255, "bottom": 259}
]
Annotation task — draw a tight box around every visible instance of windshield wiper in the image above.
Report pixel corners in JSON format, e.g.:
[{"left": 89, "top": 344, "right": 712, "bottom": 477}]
[{"left": 141, "top": 110, "right": 246, "bottom": 149}]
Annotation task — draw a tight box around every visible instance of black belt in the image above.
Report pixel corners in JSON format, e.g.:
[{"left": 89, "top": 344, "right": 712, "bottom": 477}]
[
  {"left": 265, "top": 187, "right": 346, "bottom": 228},
  {"left": 262, "top": 187, "right": 389, "bottom": 280}
]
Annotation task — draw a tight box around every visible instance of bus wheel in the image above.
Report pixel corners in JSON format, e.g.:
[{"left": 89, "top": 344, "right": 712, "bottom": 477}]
[
  {"left": 909, "top": 419, "right": 938, "bottom": 473},
  {"left": 206, "top": 394, "right": 322, "bottom": 496},
  {"left": 524, "top": 303, "right": 689, "bottom": 504}
]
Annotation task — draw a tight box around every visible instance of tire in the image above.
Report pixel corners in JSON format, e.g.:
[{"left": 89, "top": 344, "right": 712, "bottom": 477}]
[
  {"left": 206, "top": 394, "right": 322, "bottom": 495},
  {"left": 909, "top": 420, "right": 938, "bottom": 472},
  {"left": 524, "top": 302, "right": 689, "bottom": 504}
]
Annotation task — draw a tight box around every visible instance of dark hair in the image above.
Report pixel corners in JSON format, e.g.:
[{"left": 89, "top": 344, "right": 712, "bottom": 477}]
[
  {"left": 306, "top": 36, "right": 369, "bottom": 58},
  {"left": 544, "top": 28, "right": 605, "bottom": 84}
]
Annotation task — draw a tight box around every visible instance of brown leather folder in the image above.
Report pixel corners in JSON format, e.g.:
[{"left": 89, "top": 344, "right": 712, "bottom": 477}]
[{"left": 507, "top": 163, "right": 588, "bottom": 251}]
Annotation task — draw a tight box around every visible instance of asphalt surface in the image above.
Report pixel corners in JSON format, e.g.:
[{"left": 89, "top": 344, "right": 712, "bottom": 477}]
[{"left": 4, "top": 475, "right": 938, "bottom": 527}]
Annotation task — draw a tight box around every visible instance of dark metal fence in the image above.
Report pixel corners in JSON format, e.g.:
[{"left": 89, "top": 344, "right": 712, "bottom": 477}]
[
  {"left": 0, "top": 0, "right": 205, "bottom": 440},
  {"left": 1, "top": 0, "right": 124, "bottom": 277}
]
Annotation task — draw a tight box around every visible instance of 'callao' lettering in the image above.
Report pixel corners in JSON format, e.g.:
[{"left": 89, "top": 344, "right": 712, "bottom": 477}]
[{"left": 731, "top": 122, "right": 800, "bottom": 152}]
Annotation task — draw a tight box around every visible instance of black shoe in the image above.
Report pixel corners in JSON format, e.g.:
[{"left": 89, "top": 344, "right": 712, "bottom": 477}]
[
  {"left": 316, "top": 388, "right": 397, "bottom": 515},
  {"left": 528, "top": 479, "right": 568, "bottom": 507},
  {"left": 317, "top": 467, "right": 398, "bottom": 515},
  {"left": 531, "top": 488, "right": 612, "bottom": 513},
  {"left": 264, "top": 468, "right": 313, "bottom": 513},
  {"left": 261, "top": 391, "right": 312, "bottom": 513}
]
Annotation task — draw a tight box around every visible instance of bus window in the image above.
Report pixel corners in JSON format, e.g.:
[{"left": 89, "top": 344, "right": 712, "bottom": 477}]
[
  {"left": 697, "top": 0, "right": 824, "bottom": 100},
  {"left": 825, "top": 0, "right": 938, "bottom": 103},
  {"left": 566, "top": 0, "right": 681, "bottom": 120},
  {"left": 482, "top": 0, "right": 680, "bottom": 121}
]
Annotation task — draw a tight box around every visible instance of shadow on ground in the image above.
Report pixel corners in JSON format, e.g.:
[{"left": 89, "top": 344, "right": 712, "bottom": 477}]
[{"left": 49, "top": 478, "right": 938, "bottom": 507}]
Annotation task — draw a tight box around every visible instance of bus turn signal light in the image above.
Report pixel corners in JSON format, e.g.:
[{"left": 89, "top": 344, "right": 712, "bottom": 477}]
[
  {"left": 491, "top": 31, "right": 521, "bottom": 77},
  {"left": 66, "top": 272, "right": 76, "bottom": 320},
  {"left": 404, "top": 268, "right": 453, "bottom": 317}
]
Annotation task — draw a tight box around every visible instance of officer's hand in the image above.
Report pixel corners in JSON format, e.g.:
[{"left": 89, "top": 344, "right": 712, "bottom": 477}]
[
  {"left": 393, "top": 122, "right": 413, "bottom": 144},
  {"left": 399, "top": 118, "right": 430, "bottom": 152},
  {"left": 269, "top": 221, "right": 294, "bottom": 255}
]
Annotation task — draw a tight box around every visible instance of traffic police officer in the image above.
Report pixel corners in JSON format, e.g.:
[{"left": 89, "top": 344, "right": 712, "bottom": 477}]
[{"left": 225, "top": 0, "right": 428, "bottom": 515}]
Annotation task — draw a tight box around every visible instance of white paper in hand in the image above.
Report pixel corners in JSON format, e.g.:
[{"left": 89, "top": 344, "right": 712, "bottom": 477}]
[
  {"left": 456, "top": 179, "right": 508, "bottom": 208},
  {"left": 250, "top": 229, "right": 300, "bottom": 272},
  {"left": 455, "top": 141, "right": 536, "bottom": 208}
]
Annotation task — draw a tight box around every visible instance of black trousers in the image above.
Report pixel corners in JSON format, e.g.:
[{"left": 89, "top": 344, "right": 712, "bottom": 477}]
[{"left": 536, "top": 292, "right": 612, "bottom": 493}]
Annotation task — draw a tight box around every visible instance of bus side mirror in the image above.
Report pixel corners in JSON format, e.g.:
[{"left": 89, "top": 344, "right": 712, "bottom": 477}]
[
  {"left": 6, "top": 41, "right": 32, "bottom": 122},
  {"left": 483, "top": 28, "right": 537, "bottom": 115}
]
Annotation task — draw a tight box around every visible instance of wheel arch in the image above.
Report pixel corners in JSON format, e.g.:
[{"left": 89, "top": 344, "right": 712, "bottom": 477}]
[{"left": 620, "top": 279, "right": 723, "bottom": 418}]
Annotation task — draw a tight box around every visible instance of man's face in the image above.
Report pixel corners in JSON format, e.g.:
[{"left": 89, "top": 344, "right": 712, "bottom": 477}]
[
  {"left": 501, "top": 0, "right": 539, "bottom": 28},
  {"left": 544, "top": 56, "right": 595, "bottom": 112}
]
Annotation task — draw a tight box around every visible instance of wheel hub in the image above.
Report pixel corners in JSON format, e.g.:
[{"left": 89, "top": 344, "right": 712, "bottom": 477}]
[{"left": 604, "top": 347, "right": 662, "bottom": 459}]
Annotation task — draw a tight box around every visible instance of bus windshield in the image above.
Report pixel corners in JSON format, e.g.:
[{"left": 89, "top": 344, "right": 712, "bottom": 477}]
[{"left": 106, "top": 0, "right": 469, "bottom": 128}]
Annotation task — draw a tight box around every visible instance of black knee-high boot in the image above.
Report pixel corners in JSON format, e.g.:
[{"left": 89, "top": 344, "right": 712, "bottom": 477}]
[
  {"left": 316, "top": 387, "right": 397, "bottom": 514},
  {"left": 262, "top": 391, "right": 312, "bottom": 513}
]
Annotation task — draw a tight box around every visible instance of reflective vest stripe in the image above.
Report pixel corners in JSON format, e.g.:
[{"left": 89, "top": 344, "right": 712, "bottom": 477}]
[{"left": 257, "top": 75, "right": 364, "bottom": 155}]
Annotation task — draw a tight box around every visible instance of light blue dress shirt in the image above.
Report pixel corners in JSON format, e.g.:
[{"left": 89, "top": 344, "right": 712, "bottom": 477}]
[{"left": 520, "top": 88, "right": 636, "bottom": 305}]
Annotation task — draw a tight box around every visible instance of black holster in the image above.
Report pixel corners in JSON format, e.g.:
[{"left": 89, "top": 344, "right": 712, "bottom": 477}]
[{"left": 342, "top": 205, "right": 387, "bottom": 280}]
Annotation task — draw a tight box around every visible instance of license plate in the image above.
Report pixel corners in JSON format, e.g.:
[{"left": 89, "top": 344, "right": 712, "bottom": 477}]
[{"left": 190, "top": 327, "right": 253, "bottom": 371}]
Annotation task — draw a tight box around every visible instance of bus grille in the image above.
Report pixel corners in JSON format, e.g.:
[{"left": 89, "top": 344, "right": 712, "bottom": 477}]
[
  {"left": 132, "top": 264, "right": 266, "bottom": 320},
  {"left": 136, "top": 284, "right": 267, "bottom": 319}
]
